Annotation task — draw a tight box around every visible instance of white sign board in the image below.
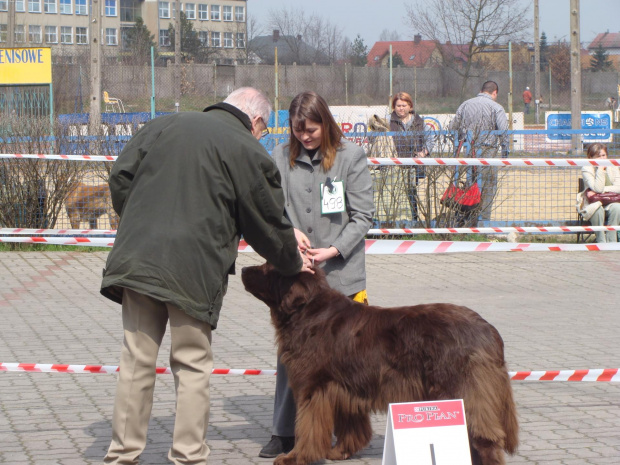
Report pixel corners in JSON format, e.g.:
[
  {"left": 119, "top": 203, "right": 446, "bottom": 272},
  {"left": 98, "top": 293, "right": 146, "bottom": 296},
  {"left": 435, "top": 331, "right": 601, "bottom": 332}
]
[{"left": 382, "top": 399, "right": 472, "bottom": 465}]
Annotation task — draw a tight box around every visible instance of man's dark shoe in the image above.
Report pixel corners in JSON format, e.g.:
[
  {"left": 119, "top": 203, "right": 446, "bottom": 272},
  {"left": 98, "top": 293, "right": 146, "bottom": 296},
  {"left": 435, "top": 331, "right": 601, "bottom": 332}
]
[{"left": 258, "top": 435, "right": 295, "bottom": 458}]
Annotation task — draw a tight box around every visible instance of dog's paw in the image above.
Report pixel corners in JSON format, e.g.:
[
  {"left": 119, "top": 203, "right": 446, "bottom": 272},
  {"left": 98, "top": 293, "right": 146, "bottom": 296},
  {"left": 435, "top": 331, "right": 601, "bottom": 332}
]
[
  {"left": 274, "top": 452, "right": 300, "bottom": 465},
  {"left": 326, "top": 448, "right": 351, "bottom": 461}
]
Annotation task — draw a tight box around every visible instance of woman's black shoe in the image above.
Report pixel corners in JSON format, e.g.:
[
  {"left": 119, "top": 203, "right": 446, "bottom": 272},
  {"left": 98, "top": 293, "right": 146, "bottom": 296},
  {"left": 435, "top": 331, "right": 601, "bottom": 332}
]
[{"left": 258, "top": 435, "right": 295, "bottom": 458}]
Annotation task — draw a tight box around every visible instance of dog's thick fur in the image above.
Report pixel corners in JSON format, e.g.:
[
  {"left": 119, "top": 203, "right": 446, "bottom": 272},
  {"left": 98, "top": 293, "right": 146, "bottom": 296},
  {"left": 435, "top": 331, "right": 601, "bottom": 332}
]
[
  {"left": 65, "top": 182, "right": 118, "bottom": 229},
  {"left": 241, "top": 264, "right": 518, "bottom": 465}
]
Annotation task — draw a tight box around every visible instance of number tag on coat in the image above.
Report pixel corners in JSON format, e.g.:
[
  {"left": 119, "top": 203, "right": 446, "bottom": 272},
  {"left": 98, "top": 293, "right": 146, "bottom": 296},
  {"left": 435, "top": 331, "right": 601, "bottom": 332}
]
[{"left": 320, "top": 180, "right": 345, "bottom": 214}]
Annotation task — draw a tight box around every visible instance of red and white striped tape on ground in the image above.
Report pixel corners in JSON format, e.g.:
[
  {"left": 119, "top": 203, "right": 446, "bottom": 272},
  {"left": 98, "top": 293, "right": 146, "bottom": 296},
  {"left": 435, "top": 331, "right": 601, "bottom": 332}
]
[
  {"left": 2, "top": 153, "right": 620, "bottom": 167},
  {"left": 1, "top": 363, "right": 618, "bottom": 382},
  {"left": 0, "top": 363, "right": 275, "bottom": 376},
  {"left": 2, "top": 226, "right": 618, "bottom": 236},
  {"left": 2, "top": 237, "right": 620, "bottom": 253}
]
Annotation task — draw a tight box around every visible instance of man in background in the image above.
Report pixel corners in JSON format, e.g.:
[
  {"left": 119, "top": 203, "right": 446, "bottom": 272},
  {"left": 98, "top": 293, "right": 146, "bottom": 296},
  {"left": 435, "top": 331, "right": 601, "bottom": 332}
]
[{"left": 449, "top": 80, "right": 509, "bottom": 226}]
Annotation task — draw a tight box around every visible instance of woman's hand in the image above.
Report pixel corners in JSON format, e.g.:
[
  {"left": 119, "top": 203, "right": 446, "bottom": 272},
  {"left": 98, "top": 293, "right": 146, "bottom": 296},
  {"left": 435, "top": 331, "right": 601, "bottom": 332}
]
[
  {"left": 306, "top": 246, "right": 340, "bottom": 264},
  {"left": 294, "top": 228, "right": 312, "bottom": 252},
  {"left": 298, "top": 250, "right": 315, "bottom": 274},
  {"left": 415, "top": 150, "right": 428, "bottom": 158}
]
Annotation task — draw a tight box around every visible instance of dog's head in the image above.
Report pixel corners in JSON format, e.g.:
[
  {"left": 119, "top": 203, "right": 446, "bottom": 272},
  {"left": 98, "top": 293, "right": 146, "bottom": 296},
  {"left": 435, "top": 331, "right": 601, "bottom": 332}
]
[{"left": 241, "top": 263, "right": 327, "bottom": 318}]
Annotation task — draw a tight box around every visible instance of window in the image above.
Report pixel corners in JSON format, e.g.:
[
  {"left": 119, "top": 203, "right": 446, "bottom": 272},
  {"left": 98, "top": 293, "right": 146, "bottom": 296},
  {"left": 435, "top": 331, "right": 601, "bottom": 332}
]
[
  {"left": 29, "top": 25, "right": 42, "bottom": 43},
  {"left": 222, "top": 5, "right": 231, "bottom": 21},
  {"left": 210, "top": 4, "right": 219, "bottom": 20},
  {"left": 59, "top": 0, "right": 70, "bottom": 13},
  {"left": 105, "top": 0, "right": 116, "bottom": 16},
  {"left": 223, "top": 31, "right": 232, "bottom": 48},
  {"left": 198, "top": 30, "right": 207, "bottom": 46},
  {"left": 106, "top": 28, "right": 117, "bottom": 45},
  {"left": 120, "top": 0, "right": 139, "bottom": 21},
  {"left": 159, "top": 29, "right": 170, "bottom": 46},
  {"left": 0, "top": 1, "right": 7, "bottom": 11},
  {"left": 185, "top": 3, "right": 195, "bottom": 19},
  {"left": 210, "top": 31, "right": 220, "bottom": 47},
  {"left": 75, "top": 0, "right": 86, "bottom": 15},
  {"left": 198, "top": 3, "right": 207, "bottom": 20},
  {"left": 15, "top": 0, "right": 25, "bottom": 11},
  {"left": 28, "top": 0, "right": 41, "bottom": 13},
  {"left": 44, "top": 0, "right": 56, "bottom": 13},
  {"left": 0, "top": 24, "right": 7, "bottom": 43},
  {"left": 159, "top": 1, "right": 169, "bottom": 18},
  {"left": 235, "top": 5, "right": 244, "bottom": 22},
  {"left": 236, "top": 32, "right": 245, "bottom": 48},
  {"left": 60, "top": 25, "right": 72, "bottom": 43},
  {"left": 45, "top": 25, "right": 57, "bottom": 43},
  {"left": 15, "top": 25, "right": 26, "bottom": 43},
  {"left": 76, "top": 26, "right": 87, "bottom": 44}
]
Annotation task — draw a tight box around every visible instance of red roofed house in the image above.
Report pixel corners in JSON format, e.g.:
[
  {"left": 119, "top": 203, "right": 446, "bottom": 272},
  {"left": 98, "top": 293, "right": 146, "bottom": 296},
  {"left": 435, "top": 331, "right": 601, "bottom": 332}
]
[
  {"left": 367, "top": 34, "right": 443, "bottom": 68},
  {"left": 587, "top": 32, "right": 620, "bottom": 69}
]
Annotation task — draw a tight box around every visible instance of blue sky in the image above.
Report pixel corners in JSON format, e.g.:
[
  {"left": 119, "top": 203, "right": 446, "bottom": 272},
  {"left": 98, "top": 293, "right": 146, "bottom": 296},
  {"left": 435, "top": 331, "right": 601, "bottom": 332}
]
[{"left": 249, "top": 0, "right": 619, "bottom": 48}]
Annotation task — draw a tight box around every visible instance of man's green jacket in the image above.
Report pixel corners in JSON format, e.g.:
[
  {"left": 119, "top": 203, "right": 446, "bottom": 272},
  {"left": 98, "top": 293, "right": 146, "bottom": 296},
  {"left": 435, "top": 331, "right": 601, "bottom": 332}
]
[{"left": 100, "top": 103, "right": 301, "bottom": 329}]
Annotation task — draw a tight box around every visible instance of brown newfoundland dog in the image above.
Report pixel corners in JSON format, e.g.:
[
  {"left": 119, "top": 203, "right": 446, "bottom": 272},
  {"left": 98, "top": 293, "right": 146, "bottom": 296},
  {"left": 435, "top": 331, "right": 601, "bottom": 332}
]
[{"left": 241, "top": 263, "right": 518, "bottom": 465}]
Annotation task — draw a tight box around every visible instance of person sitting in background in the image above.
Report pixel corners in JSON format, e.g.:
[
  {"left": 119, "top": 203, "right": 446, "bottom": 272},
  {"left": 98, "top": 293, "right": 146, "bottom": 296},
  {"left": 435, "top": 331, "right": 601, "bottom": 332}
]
[
  {"left": 389, "top": 91, "right": 434, "bottom": 222},
  {"left": 579, "top": 143, "right": 620, "bottom": 243}
]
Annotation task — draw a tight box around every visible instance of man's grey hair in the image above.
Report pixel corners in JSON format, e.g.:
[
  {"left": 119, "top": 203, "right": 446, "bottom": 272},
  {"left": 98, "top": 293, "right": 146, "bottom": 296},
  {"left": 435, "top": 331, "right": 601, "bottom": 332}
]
[{"left": 224, "top": 87, "right": 272, "bottom": 124}]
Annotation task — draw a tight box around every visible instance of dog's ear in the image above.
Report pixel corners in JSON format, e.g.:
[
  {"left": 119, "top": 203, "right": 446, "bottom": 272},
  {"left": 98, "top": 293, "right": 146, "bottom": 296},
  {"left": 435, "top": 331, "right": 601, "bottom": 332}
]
[{"left": 278, "top": 271, "right": 322, "bottom": 315}]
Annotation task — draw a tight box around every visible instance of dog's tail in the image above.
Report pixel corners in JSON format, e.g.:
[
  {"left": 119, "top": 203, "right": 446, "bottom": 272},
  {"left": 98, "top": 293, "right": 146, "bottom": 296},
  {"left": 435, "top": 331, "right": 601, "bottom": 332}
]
[
  {"left": 464, "top": 354, "right": 519, "bottom": 457},
  {"left": 500, "top": 367, "right": 519, "bottom": 454}
]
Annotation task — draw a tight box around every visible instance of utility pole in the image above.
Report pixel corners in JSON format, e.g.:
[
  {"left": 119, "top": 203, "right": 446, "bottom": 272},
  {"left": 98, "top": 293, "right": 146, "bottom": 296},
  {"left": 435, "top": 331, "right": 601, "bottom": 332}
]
[
  {"left": 8, "top": 0, "right": 15, "bottom": 47},
  {"left": 89, "top": 0, "right": 102, "bottom": 134},
  {"left": 570, "top": 0, "right": 582, "bottom": 154},
  {"left": 534, "top": 0, "right": 541, "bottom": 124},
  {"left": 174, "top": 0, "right": 181, "bottom": 111}
]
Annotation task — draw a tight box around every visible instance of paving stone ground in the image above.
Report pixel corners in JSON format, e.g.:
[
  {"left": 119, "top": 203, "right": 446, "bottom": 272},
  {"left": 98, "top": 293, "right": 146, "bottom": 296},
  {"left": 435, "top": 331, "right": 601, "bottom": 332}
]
[{"left": 0, "top": 250, "right": 618, "bottom": 464}]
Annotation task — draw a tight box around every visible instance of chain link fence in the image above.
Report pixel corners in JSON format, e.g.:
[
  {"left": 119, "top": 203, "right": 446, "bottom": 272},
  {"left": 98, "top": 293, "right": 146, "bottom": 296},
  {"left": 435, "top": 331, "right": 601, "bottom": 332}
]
[
  {"left": 44, "top": 47, "right": 620, "bottom": 117},
  {"left": 2, "top": 48, "right": 620, "bottom": 235}
]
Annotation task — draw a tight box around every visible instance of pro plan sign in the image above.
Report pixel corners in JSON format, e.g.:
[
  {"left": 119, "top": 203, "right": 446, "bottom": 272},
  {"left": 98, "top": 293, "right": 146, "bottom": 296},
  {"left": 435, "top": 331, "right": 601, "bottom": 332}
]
[{"left": 382, "top": 400, "right": 472, "bottom": 465}]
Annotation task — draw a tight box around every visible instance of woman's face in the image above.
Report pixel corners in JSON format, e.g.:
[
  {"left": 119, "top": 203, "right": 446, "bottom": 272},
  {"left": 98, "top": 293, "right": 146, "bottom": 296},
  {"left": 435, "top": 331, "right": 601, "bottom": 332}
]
[
  {"left": 394, "top": 99, "right": 412, "bottom": 119},
  {"left": 589, "top": 148, "right": 608, "bottom": 159},
  {"left": 292, "top": 120, "right": 323, "bottom": 151}
]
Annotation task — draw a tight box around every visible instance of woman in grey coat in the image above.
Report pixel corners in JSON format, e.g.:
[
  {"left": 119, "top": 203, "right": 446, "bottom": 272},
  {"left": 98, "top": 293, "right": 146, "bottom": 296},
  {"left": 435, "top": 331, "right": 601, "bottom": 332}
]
[{"left": 259, "top": 91, "right": 374, "bottom": 458}]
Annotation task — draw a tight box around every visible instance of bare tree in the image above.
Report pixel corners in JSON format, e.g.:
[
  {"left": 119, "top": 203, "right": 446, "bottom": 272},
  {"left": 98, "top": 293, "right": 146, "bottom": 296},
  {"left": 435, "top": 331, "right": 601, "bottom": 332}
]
[
  {"left": 268, "top": 7, "right": 345, "bottom": 64},
  {"left": 245, "top": 14, "right": 265, "bottom": 64},
  {"left": 379, "top": 29, "right": 402, "bottom": 41},
  {"left": 405, "top": 0, "right": 530, "bottom": 97}
]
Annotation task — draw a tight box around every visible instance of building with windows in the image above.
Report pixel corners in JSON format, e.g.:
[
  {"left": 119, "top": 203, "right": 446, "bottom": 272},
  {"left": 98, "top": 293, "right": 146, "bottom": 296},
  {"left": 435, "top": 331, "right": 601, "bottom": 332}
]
[{"left": 0, "top": 0, "right": 247, "bottom": 64}]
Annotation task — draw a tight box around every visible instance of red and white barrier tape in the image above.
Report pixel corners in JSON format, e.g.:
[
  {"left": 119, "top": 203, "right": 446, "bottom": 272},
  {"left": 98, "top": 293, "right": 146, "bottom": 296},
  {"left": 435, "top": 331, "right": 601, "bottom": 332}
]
[
  {"left": 1, "top": 363, "right": 617, "bottom": 382},
  {"left": 2, "top": 226, "right": 617, "bottom": 236},
  {"left": 0, "top": 153, "right": 117, "bottom": 161},
  {"left": 0, "top": 228, "right": 116, "bottom": 235},
  {"left": 366, "top": 226, "right": 620, "bottom": 235},
  {"left": 361, "top": 240, "right": 620, "bottom": 253},
  {"left": 366, "top": 157, "right": 620, "bottom": 167},
  {"left": 0, "top": 363, "right": 274, "bottom": 376},
  {"left": 2, "top": 153, "right": 620, "bottom": 167},
  {"left": 0, "top": 236, "right": 115, "bottom": 246},
  {"left": 3, "top": 237, "right": 620, "bottom": 253}
]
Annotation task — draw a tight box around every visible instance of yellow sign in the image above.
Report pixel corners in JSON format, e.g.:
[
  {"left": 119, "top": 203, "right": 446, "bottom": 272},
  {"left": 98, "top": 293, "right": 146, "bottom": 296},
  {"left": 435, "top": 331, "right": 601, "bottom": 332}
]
[{"left": 0, "top": 47, "right": 52, "bottom": 85}]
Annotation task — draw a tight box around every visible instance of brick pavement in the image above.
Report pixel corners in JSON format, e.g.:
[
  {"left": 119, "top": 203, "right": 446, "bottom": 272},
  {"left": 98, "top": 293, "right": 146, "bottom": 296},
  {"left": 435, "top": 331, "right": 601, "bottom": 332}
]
[{"left": 0, "top": 250, "right": 618, "bottom": 464}]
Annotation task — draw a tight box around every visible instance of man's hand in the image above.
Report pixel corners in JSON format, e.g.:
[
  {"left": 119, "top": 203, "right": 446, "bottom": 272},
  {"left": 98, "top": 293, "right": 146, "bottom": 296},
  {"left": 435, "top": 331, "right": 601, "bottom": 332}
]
[{"left": 294, "top": 228, "right": 312, "bottom": 252}]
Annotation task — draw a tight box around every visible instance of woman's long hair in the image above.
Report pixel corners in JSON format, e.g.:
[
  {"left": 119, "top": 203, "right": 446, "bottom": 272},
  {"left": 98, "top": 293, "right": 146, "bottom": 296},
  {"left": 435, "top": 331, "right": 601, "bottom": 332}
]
[{"left": 288, "top": 91, "right": 344, "bottom": 171}]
